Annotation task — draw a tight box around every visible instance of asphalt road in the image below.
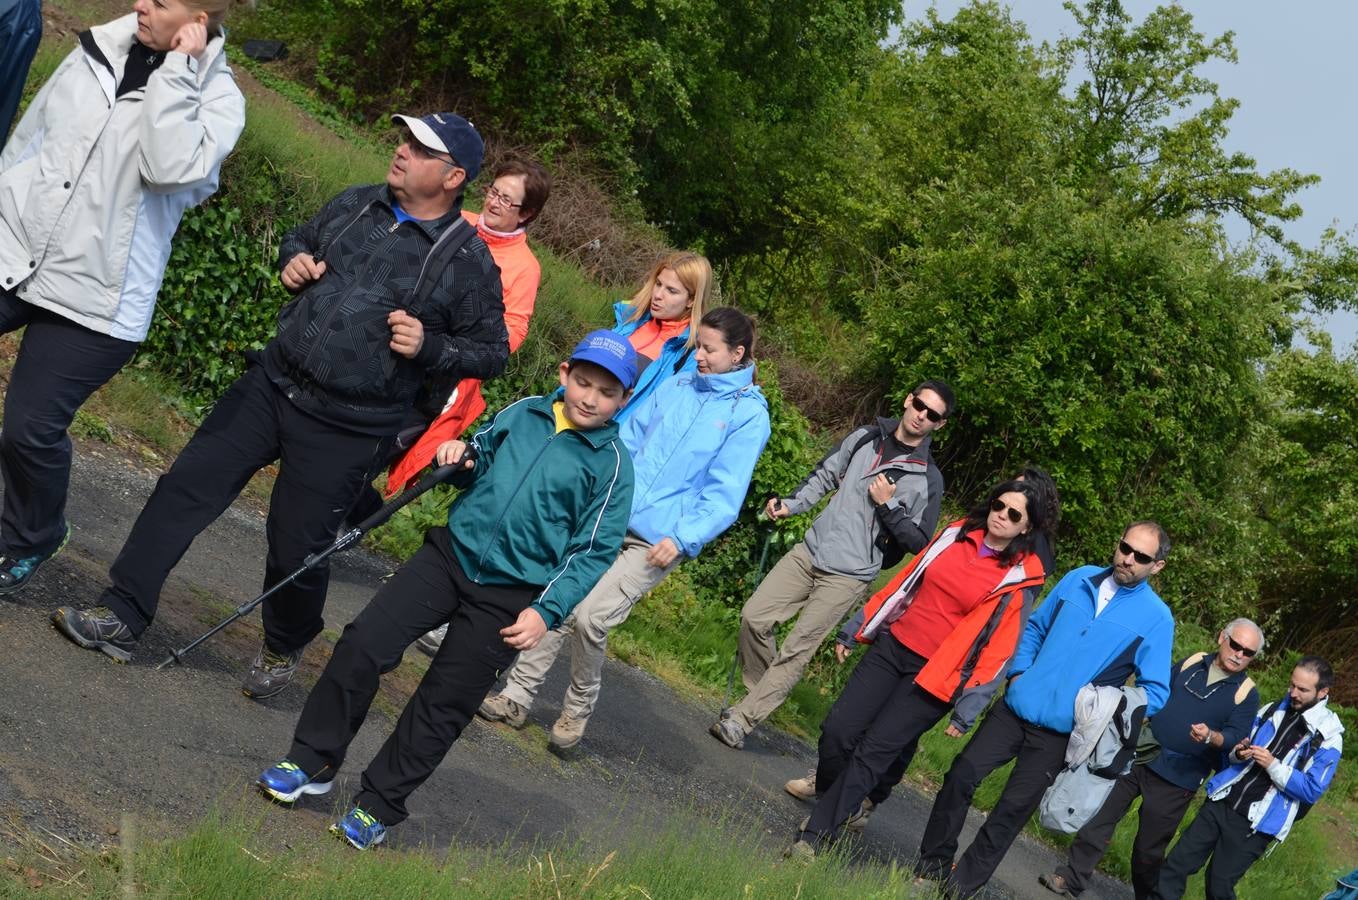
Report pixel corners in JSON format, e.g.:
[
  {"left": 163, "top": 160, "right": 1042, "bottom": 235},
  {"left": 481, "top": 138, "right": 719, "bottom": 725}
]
[{"left": 0, "top": 441, "right": 1133, "bottom": 899}]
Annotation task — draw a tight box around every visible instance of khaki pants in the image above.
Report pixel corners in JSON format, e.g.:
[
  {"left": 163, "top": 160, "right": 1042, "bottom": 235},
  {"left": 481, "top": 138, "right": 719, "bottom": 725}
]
[
  {"left": 729, "top": 541, "right": 869, "bottom": 733},
  {"left": 500, "top": 535, "right": 677, "bottom": 720}
]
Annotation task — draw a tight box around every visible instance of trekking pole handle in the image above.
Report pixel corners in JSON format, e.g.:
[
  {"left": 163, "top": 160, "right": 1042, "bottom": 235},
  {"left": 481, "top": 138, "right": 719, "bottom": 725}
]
[{"left": 344, "top": 447, "right": 478, "bottom": 540}]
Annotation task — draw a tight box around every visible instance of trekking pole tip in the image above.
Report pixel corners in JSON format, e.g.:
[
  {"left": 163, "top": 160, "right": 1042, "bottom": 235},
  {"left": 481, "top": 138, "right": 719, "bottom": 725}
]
[{"left": 155, "top": 651, "right": 182, "bottom": 671}]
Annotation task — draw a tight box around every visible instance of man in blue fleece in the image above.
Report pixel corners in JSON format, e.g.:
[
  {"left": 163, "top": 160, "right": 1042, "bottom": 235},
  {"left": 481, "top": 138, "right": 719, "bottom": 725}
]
[{"left": 916, "top": 520, "right": 1176, "bottom": 899}]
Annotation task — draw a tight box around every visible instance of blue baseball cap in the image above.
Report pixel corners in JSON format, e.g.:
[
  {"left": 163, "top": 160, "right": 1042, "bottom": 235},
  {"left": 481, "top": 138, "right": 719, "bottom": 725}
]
[
  {"left": 570, "top": 329, "right": 637, "bottom": 390},
  {"left": 391, "top": 112, "right": 484, "bottom": 181}
]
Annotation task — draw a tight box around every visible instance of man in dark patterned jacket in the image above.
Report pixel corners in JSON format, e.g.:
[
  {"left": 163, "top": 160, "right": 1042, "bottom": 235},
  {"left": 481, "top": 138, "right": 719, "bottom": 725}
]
[{"left": 53, "top": 113, "right": 507, "bottom": 699}]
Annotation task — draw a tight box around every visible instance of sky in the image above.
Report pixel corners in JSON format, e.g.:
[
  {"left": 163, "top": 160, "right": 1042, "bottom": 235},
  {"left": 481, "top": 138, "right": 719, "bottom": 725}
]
[{"left": 901, "top": 1, "right": 1358, "bottom": 349}]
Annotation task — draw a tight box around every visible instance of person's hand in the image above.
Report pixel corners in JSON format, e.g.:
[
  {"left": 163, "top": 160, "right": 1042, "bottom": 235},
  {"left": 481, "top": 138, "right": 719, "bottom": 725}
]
[
  {"left": 1242, "top": 745, "right": 1276, "bottom": 768},
  {"left": 945, "top": 724, "right": 964, "bottom": 738},
  {"left": 501, "top": 608, "right": 548, "bottom": 650},
  {"left": 765, "top": 497, "right": 789, "bottom": 519},
  {"left": 434, "top": 440, "right": 475, "bottom": 468},
  {"left": 170, "top": 22, "right": 208, "bottom": 60},
  {"left": 1233, "top": 737, "right": 1253, "bottom": 756},
  {"left": 646, "top": 537, "right": 681, "bottom": 569},
  {"left": 281, "top": 253, "right": 326, "bottom": 290},
  {"left": 868, "top": 473, "right": 895, "bottom": 505},
  {"left": 834, "top": 643, "right": 852, "bottom": 664},
  {"left": 389, "top": 310, "right": 425, "bottom": 358},
  {"left": 1190, "top": 722, "right": 1211, "bottom": 744}
]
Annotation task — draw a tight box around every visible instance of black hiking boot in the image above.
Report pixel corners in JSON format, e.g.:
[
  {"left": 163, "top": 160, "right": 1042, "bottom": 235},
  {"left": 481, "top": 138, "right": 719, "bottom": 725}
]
[{"left": 52, "top": 605, "right": 138, "bottom": 662}]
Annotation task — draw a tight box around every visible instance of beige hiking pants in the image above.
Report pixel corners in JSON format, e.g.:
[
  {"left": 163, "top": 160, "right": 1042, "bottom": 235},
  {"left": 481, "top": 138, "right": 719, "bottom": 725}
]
[
  {"left": 728, "top": 541, "right": 869, "bottom": 733},
  {"left": 499, "top": 534, "right": 678, "bottom": 720}
]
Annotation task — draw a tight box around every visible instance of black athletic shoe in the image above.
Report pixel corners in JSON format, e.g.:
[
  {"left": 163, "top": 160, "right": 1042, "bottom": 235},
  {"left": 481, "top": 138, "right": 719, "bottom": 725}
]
[
  {"left": 52, "top": 605, "right": 137, "bottom": 662},
  {"left": 241, "top": 643, "right": 303, "bottom": 699}
]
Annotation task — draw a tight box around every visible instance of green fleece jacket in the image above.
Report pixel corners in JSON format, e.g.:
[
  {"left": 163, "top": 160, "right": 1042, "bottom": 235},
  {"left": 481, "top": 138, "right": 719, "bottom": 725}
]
[{"left": 446, "top": 394, "right": 634, "bottom": 628}]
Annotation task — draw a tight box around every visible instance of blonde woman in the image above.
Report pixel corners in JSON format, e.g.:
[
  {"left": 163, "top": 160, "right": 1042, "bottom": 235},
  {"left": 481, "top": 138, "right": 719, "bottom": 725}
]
[
  {"left": 610, "top": 251, "right": 713, "bottom": 419},
  {"left": 0, "top": 0, "right": 246, "bottom": 593}
]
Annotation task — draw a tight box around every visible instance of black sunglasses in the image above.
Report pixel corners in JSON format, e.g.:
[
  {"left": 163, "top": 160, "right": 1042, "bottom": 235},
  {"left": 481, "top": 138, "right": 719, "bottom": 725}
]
[
  {"left": 990, "top": 498, "right": 1024, "bottom": 523},
  {"left": 910, "top": 395, "right": 945, "bottom": 423},
  {"left": 1118, "top": 540, "right": 1156, "bottom": 566},
  {"left": 1226, "top": 636, "right": 1258, "bottom": 658}
]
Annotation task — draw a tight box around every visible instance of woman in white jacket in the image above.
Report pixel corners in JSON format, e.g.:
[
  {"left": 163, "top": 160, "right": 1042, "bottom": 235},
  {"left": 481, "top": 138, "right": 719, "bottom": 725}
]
[{"left": 0, "top": 0, "right": 245, "bottom": 593}]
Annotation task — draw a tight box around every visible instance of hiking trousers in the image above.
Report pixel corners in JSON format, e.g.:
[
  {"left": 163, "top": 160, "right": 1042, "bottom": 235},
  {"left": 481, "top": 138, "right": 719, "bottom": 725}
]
[
  {"left": 499, "top": 534, "right": 677, "bottom": 720},
  {"left": 728, "top": 541, "right": 869, "bottom": 732},
  {"left": 1150, "top": 800, "right": 1272, "bottom": 900},
  {"left": 100, "top": 365, "right": 384, "bottom": 652},
  {"left": 0, "top": 296, "right": 137, "bottom": 558},
  {"left": 1057, "top": 763, "right": 1196, "bottom": 899},
  {"left": 804, "top": 635, "right": 949, "bottom": 841},
  {"left": 289, "top": 526, "right": 536, "bottom": 826},
  {"left": 917, "top": 700, "right": 1069, "bottom": 899}
]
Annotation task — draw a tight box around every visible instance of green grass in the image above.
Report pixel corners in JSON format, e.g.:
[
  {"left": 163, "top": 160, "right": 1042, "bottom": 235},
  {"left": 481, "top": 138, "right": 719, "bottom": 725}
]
[{"left": 1, "top": 807, "right": 944, "bottom": 899}]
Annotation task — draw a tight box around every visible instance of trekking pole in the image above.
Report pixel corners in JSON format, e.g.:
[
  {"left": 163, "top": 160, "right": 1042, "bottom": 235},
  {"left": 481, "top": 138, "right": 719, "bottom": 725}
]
[
  {"left": 720, "top": 503, "right": 776, "bottom": 712},
  {"left": 155, "top": 450, "right": 476, "bottom": 671}
]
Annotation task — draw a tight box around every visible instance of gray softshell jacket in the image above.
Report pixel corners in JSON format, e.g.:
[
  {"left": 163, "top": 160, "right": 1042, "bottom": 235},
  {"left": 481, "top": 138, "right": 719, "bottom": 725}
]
[{"left": 782, "top": 418, "right": 943, "bottom": 580}]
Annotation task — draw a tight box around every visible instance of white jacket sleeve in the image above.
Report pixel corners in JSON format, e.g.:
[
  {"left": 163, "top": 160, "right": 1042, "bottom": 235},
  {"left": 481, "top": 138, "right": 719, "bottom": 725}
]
[{"left": 138, "top": 47, "right": 244, "bottom": 191}]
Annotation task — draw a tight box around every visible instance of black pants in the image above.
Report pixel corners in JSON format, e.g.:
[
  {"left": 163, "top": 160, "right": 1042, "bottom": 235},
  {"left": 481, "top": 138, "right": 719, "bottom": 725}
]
[
  {"left": 100, "top": 365, "right": 383, "bottom": 651},
  {"left": 917, "top": 699, "right": 1069, "bottom": 899},
  {"left": 287, "top": 526, "right": 535, "bottom": 825},
  {"left": 0, "top": 296, "right": 137, "bottom": 558},
  {"left": 804, "top": 635, "right": 949, "bottom": 840},
  {"left": 1151, "top": 800, "right": 1273, "bottom": 900},
  {"left": 1057, "top": 763, "right": 1196, "bottom": 898}
]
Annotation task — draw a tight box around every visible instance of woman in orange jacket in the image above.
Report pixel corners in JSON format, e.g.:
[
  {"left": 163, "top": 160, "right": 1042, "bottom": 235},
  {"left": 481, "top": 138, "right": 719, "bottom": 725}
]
[{"left": 789, "top": 477, "right": 1052, "bottom": 854}]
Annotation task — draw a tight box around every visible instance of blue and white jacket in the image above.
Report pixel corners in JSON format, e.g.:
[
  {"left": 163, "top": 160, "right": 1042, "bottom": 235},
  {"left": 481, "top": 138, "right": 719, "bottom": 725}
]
[
  {"left": 610, "top": 301, "right": 696, "bottom": 421},
  {"left": 620, "top": 362, "right": 770, "bottom": 559},
  {"left": 1205, "top": 694, "right": 1344, "bottom": 843},
  {"left": 1005, "top": 565, "right": 1174, "bottom": 733}
]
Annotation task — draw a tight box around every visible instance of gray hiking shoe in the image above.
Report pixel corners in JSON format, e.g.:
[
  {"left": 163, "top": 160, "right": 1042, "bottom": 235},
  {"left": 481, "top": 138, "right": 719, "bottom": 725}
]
[
  {"left": 548, "top": 712, "right": 588, "bottom": 755},
  {"left": 51, "top": 605, "right": 137, "bottom": 662},
  {"left": 1039, "top": 872, "right": 1072, "bottom": 895},
  {"left": 783, "top": 839, "right": 816, "bottom": 863},
  {"left": 415, "top": 623, "right": 447, "bottom": 657},
  {"left": 477, "top": 692, "right": 528, "bottom": 728},
  {"left": 708, "top": 717, "right": 747, "bottom": 749},
  {"left": 844, "top": 797, "right": 875, "bottom": 831},
  {"left": 784, "top": 769, "right": 817, "bottom": 802},
  {"left": 241, "top": 643, "right": 303, "bottom": 699}
]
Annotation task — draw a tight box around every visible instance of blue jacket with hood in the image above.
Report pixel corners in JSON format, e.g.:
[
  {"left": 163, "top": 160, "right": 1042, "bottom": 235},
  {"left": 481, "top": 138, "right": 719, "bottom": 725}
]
[
  {"left": 620, "top": 363, "right": 770, "bottom": 559},
  {"left": 1005, "top": 564, "right": 1174, "bottom": 733},
  {"left": 610, "top": 300, "right": 696, "bottom": 422}
]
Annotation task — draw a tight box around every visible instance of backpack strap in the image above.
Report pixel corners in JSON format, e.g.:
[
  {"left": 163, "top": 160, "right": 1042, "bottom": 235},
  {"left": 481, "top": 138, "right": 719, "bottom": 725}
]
[
  {"left": 837, "top": 428, "right": 882, "bottom": 481},
  {"left": 1181, "top": 651, "right": 1208, "bottom": 672},
  {"left": 405, "top": 216, "right": 477, "bottom": 318},
  {"left": 1235, "top": 676, "right": 1255, "bottom": 706}
]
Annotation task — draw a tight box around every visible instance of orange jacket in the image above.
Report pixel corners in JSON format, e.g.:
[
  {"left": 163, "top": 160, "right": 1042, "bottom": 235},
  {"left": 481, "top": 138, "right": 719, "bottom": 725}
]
[
  {"left": 384, "top": 213, "right": 541, "bottom": 495},
  {"left": 856, "top": 519, "right": 1046, "bottom": 705}
]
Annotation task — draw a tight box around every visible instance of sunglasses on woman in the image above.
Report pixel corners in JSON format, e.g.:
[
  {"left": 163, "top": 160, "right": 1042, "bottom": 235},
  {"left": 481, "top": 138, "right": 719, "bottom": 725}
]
[
  {"left": 1118, "top": 540, "right": 1156, "bottom": 566},
  {"left": 910, "top": 395, "right": 944, "bottom": 423},
  {"left": 990, "top": 498, "right": 1024, "bottom": 523}
]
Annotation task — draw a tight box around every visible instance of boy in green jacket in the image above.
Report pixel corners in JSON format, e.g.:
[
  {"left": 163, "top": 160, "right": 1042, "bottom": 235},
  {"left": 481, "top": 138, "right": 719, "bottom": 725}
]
[{"left": 255, "top": 330, "right": 637, "bottom": 849}]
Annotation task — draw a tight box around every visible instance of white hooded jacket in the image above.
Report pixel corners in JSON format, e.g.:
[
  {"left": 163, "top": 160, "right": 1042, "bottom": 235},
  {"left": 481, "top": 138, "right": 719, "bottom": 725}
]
[{"left": 0, "top": 13, "right": 244, "bottom": 340}]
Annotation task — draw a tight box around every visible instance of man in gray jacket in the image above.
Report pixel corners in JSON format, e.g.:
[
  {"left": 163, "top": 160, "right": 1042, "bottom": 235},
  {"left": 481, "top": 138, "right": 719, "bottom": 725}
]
[{"left": 709, "top": 380, "right": 952, "bottom": 749}]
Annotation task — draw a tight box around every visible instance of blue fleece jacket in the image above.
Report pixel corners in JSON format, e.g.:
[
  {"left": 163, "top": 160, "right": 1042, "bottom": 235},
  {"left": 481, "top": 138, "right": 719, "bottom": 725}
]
[
  {"left": 1006, "top": 565, "right": 1174, "bottom": 733},
  {"left": 610, "top": 301, "right": 695, "bottom": 421},
  {"left": 620, "top": 363, "right": 770, "bottom": 559}
]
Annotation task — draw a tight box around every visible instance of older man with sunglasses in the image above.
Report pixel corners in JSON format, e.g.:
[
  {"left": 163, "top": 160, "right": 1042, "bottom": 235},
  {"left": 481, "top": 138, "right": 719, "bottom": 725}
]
[
  {"left": 53, "top": 113, "right": 507, "bottom": 698},
  {"left": 915, "top": 521, "right": 1176, "bottom": 899},
  {"left": 710, "top": 380, "right": 953, "bottom": 749},
  {"left": 1040, "top": 618, "right": 1263, "bottom": 899}
]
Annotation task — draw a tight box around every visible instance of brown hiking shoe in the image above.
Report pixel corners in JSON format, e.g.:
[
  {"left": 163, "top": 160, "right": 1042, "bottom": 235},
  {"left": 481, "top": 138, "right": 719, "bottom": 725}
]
[
  {"left": 784, "top": 770, "right": 817, "bottom": 802},
  {"left": 548, "top": 712, "right": 588, "bottom": 755},
  {"left": 843, "top": 797, "right": 875, "bottom": 831},
  {"left": 477, "top": 692, "right": 529, "bottom": 728},
  {"left": 1039, "top": 872, "right": 1072, "bottom": 895}
]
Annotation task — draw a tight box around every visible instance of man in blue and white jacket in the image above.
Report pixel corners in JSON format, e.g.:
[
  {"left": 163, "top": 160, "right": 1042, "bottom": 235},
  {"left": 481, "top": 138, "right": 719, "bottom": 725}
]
[
  {"left": 1153, "top": 656, "right": 1343, "bottom": 900},
  {"left": 916, "top": 520, "right": 1176, "bottom": 899}
]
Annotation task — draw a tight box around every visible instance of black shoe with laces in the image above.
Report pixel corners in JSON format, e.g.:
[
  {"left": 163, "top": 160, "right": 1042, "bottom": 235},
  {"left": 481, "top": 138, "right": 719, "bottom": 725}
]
[
  {"left": 241, "top": 643, "right": 304, "bottom": 699},
  {"left": 51, "top": 605, "right": 138, "bottom": 662}
]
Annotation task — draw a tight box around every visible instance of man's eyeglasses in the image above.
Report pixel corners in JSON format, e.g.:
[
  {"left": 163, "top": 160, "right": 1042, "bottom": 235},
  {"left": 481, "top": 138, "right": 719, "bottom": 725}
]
[
  {"left": 990, "top": 498, "right": 1024, "bottom": 524},
  {"left": 401, "top": 130, "right": 458, "bottom": 168},
  {"left": 484, "top": 184, "right": 523, "bottom": 210},
  {"left": 910, "top": 395, "right": 945, "bottom": 423},
  {"left": 1226, "top": 636, "right": 1258, "bottom": 658},
  {"left": 1118, "top": 540, "right": 1156, "bottom": 566}
]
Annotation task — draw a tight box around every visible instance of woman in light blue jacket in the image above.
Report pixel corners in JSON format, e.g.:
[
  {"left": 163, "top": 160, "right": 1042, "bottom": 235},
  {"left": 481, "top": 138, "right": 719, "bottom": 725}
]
[{"left": 479, "top": 307, "right": 770, "bottom": 754}]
